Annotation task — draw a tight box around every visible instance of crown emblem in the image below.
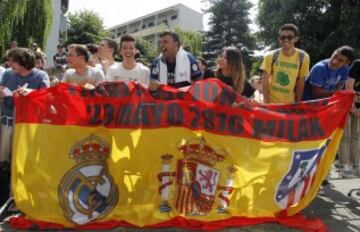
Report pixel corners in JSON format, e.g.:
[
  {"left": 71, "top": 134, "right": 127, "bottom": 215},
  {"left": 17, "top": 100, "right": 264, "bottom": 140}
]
[
  {"left": 178, "top": 137, "right": 226, "bottom": 166},
  {"left": 70, "top": 135, "right": 110, "bottom": 163}
]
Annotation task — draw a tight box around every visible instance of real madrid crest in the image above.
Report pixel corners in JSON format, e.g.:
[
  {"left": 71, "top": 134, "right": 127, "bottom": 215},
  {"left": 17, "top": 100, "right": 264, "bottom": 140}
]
[{"left": 58, "top": 135, "right": 119, "bottom": 225}]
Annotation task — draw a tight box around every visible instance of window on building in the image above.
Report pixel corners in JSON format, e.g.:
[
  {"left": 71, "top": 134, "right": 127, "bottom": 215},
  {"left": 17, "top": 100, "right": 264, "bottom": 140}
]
[
  {"left": 142, "top": 24, "right": 146, "bottom": 29},
  {"left": 148, "top": 22, "right": 154, "bottom": 27},
  {"left": 123, "top": 30, "right": 127, "bottom": 34},
  {"left": 171, "top": 15, "right": 177, "bottom": 20}
]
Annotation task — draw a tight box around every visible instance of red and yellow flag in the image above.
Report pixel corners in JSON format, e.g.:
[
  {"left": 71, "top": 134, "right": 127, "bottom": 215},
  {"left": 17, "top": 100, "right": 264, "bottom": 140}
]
[{"left": 11, "top": 80, "right": 353, "bottom": 230}]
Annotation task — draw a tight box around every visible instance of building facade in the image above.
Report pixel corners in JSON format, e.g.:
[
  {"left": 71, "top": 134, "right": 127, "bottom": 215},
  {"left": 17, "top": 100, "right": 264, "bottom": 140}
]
[
  {"left": 45, "top": 0, "right": 68, "bottom": 68},
  {"left": 108, "top": 4, "right": 203, "bottom": 48}
]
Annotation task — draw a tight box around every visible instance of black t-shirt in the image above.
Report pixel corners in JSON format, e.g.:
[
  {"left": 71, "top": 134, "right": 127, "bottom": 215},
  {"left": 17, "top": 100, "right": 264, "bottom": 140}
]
[
  {"left": 349, "top": 60, "right": 360, "bottom": 108},
  {"left": 203, "top": 69, "right": 215, "bottom": 79},
  {"left": 53, "top": 52, "right": 67, "bottom": 68},
  {"left": 216, "top": 72, "right": 255, "bottom": 97}
]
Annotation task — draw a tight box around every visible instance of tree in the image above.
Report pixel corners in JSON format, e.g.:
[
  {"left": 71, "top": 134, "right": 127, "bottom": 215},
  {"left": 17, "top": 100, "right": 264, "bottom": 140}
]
[
  {"left": 0, "top": 0, "right": 52, "bottom": 58},
  {"left": 174, "top": 27, "right": 202, "bottom": 57},
  {"left": 135, "top": 38, "right": 157, "bottom": 64},
  {"left": 202, "top": 0, "right": 257, "bottom": 74},
  {"left": 257, "top": 0, "right": 360, "bottom": 64},
  {"left": 11, "top": 0, "right": 53, "bottom": 50},
  {"left": 66, "top": 10, "right": 107, "bottom": 45}
]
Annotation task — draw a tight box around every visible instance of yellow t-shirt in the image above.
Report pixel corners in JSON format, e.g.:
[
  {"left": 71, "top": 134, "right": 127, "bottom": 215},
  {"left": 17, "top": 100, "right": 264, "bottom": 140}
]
[{"left": 260, "top": 49, "right": 310, "bottom": 104}]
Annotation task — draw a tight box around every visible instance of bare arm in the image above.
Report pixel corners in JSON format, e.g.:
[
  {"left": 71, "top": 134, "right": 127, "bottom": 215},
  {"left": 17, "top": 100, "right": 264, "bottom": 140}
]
[
  {"left": 346, "top": 78, "right": 355, "bottom": 91},
  {"left": 294, "top": 75, "right": 305, "bottom": 102},
  {"left": 311, "top": 85, "right": 336, "bottom": 99},
  {"left": 262, "top": 71, "right": 270, "bottom": 103}
]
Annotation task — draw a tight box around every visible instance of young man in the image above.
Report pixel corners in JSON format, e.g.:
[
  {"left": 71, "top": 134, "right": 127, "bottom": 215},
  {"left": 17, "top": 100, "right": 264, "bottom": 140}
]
[
  {"left": 261, "top": 23, "right": 310, "bottom": 104},
  {"left": 106, "top": 35, "right": 150, "bottom": 87},
  {"left": 62, "top": 44, "right": 104, "bottom": 87},
  {"left": 302, "top": 46, "right": 354, "bottom": 101},
  {"left": 338, "top": 59, "right": 360, "bottom": 177},
  {"left": 149, "top": 31, "right": 202, "bottom": 91},
  {"left": 53, "top": 44, "right": 67, "bottom": 70},
  {"left": 0, "top": 48, "right": 50, "bottom": 204},
  {"left": 98, "top": 38, "right": 118, "bottom": 77}
]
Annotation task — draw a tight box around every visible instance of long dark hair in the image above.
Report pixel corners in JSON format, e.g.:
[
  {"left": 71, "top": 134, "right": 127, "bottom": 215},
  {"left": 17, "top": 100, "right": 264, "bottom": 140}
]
[{"left": 215, "top": 47, "right": 245, "bottom": 93}]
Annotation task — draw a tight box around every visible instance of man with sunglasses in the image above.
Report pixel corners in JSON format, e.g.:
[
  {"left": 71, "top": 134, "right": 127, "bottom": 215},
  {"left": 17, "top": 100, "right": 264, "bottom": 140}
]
[{"left": 261, "top": 23, "right": 310, "bottom": 104}]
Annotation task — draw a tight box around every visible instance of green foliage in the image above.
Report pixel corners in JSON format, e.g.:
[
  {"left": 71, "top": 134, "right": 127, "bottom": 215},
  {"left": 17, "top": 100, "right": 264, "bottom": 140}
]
[
  {"left": 11, "top": 0, "right": 53, "bottom": 50},
  {"left": 0, "top": 0, "right": 52, "bottom": 59},
  {"left": 257, "top": 0, "right": 360, "bottom": 64},
  {"left": 174, "top": 27, "right": 202, "bottom": 57},
  {"left": 66, "top": 10, "right": 107, "bottom": 45},
  {"left": 135, "top": 37, "right": 157, "bottom": 64},
  {"left": 250, "top": 56, "right": 262, "bottom": 76},
  {"left": 202, "top": 0, "right": 257, "bottom": 77}
]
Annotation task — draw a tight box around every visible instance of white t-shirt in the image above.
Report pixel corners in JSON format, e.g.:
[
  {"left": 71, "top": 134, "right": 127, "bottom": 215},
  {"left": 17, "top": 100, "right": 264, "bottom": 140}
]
[
  {"left": 0, "top": 66, "right": 6, "bottom": 81},
  {"left": 62, "top": 66, "right": 104, "bottom": 86},
  {"left": 106, "top": 62, "right": 150, "bottom": 87}
]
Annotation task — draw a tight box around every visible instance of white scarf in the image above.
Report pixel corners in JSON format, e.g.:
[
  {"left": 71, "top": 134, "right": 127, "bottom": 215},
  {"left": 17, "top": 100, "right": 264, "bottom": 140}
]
[{"left": 159, "top": 47, "right": 191, "bottom": 84}]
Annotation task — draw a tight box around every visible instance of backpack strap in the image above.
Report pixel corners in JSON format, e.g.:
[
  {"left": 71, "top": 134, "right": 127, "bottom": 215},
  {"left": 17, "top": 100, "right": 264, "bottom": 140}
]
[
  {"left": 298, "top": 50, "right": 305, "bottom": 76},
  {"left": 271, "top": 49, "right": 280, "bottom": 76}
]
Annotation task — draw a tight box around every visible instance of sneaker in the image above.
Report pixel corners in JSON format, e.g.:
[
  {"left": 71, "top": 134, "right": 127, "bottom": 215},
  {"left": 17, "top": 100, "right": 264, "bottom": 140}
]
[
  {"left": 322, "top": 179, "right": 330, "bottom": 186},
  {"left": 352, "top": 166, "right": 360, "bottom": 177},
  {"left": 341, "top": 165, "right": 355, "bottom": 178},
  {"left": 334, "top": 160, "right": 343, "bottom": 169}
]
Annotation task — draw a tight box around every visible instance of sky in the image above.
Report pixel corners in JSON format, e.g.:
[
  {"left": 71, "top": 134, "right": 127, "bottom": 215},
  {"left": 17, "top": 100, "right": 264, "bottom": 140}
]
[{"left": 67, "top": 0, "right": 259, "bottom": 31}]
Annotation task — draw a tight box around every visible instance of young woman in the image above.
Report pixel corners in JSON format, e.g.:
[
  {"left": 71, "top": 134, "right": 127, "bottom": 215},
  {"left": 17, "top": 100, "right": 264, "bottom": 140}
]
[{"left": 215, "top": 47, "right": 255, "bottom": 97}]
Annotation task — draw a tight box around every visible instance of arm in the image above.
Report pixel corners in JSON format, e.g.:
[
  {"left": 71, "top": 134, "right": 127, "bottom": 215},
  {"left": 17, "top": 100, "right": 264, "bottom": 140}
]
[
  {"left": 346, "top": 78, "right": 355, "bottom": 91},
  {"left": 262, "top": 71, "right": 271, "bottom": 103},
  {"left": 149, "top": 58, "right": 160, "bottom": 91},
  {"left": 294, "top": 75, "right": 305, "bottom": 102},
  {"left": 295, "top": 53, "right": 310, "bottom": 102},
  {"left": 0, "top": 85, "right": 6, "bottom": 99},
  {"left": 311, "top": 85, "right": 335, "bottom": 98}
]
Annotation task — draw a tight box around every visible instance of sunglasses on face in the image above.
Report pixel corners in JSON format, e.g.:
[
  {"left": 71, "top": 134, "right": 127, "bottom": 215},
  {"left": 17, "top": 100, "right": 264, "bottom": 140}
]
[{"left": 279, "top": 35, "right": 294, "bottom": 41}]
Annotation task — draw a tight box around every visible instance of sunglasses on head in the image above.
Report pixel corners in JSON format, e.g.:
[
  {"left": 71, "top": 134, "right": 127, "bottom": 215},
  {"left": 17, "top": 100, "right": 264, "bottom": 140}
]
[{"left": 279, "top": 35, "right": 294, "bottom": 41}]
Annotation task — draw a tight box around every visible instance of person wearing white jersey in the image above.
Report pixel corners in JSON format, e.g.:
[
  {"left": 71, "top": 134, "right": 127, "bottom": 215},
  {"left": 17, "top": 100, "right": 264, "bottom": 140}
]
[{"left": 106, "top": 34, "right": 150, "bottom": 87}]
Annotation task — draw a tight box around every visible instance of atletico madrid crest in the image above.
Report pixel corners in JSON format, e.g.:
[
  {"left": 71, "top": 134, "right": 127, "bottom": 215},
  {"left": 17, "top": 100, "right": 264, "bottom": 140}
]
[{"left": 275, "top": 139, "right": 330, "bottom": 209}]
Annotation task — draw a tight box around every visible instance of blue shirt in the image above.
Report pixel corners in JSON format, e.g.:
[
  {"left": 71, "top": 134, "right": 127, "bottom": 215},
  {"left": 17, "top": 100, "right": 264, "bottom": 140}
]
[
  {"left": 0, "top": 68, "right": 50, "bottom": 120},
  {"left": 302, "top": 59, "right": 349, "bottom": 101},
  {"left": 150, "top": 51, "right": 202, "bottom": 88}
]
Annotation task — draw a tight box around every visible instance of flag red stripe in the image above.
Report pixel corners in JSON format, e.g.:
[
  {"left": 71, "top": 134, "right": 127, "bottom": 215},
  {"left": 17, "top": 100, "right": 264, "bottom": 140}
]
[{"left": 14, "top": 81, "right": 353, "bottom": 142}]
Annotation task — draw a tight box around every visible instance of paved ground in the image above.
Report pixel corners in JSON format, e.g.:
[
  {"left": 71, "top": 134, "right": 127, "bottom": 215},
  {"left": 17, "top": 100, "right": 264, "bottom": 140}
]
[{"left": 1, "top": 167, "right": 360, "bottom": 232}]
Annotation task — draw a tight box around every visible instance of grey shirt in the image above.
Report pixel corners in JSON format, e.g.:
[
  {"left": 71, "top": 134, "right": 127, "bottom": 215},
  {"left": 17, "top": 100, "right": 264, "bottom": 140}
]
[{"left": 62, "top": 66, "right": 104, "bottom": 86}]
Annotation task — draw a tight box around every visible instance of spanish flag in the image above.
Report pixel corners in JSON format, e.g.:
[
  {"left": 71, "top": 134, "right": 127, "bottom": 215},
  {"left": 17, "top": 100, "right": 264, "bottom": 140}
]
[{"left": 10, "top": 80, "right": 352, "bottom": 231}]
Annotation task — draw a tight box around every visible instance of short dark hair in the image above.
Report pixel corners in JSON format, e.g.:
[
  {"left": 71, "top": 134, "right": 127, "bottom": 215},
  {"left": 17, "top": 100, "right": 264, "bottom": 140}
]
[
  {"left": 335, "top": 45, "right": 355, "bottom": 62},
  {"left": 86, "top": 43, "right": 99, "bottom": 55},
  {"left": 68, "top": 44, "right": 90, "bottom": 62},
  {"left": 120, "top": 34, "right": 135, "bottom": 47},
  {"left": 279, "top": 23, "right": 299, "bottom": 37},
  {"left": 7, "top": 48, "right": 36, "bottom": 70},
  {"left": 102, "top": 38, "right": 118, "bottom": 57},
  {"left": 57, "top": 44, "right": 63, "bottom": 48},
  {"left": 159, "top": 30, "right": 181, "bottom": 47}
]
